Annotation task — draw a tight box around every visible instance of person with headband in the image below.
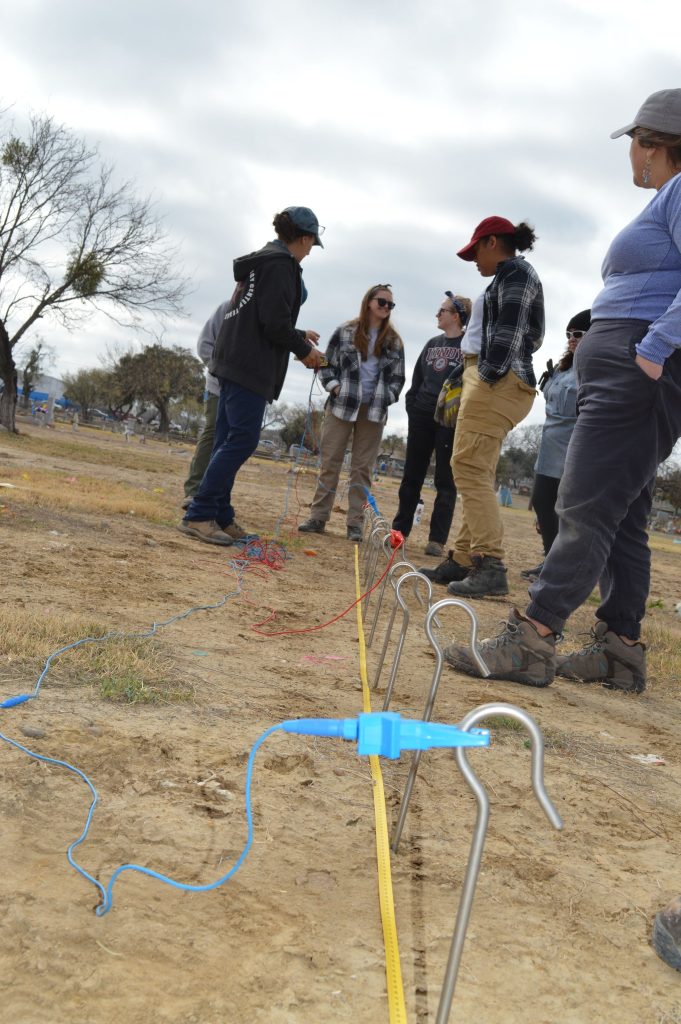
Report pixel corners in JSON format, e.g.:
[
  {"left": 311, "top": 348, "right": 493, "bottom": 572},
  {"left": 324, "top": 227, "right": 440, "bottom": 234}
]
[
  {"left": 521, "top": 309, "right": 592, "bottom": 581},
  {"left": 444, "top": 88, "right": 681, "bottom": 697},
  {"left": 392, "top": 291, "right": 472, "bottom": 557},
  {"left": 179, "top": 206, "right": 325, "bottom": 545},
  {"left": 425, "top": 216, "right": 544, "bottom": 596},
  {"left": 299, "top": 284, "right": 405, "bottom": 542}
]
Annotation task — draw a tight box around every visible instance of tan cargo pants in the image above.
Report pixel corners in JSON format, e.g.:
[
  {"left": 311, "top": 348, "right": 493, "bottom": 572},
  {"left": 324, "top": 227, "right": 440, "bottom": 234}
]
[{"left": 451, "top": 358, "right": 536, "bottom": 564}]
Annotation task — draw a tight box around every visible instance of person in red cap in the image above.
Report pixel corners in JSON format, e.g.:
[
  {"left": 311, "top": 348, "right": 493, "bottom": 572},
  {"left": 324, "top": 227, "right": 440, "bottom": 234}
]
[{"left": 424, "top": 216, "right": 544, "bottom": 596}]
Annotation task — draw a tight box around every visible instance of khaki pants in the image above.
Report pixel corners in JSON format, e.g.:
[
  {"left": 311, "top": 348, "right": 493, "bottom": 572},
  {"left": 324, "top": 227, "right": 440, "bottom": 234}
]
[
  {"left": 451, "top": 360, "right": 536, "bottom": 563},
  {"left": 309, "top": 405, "right": 384, "bottom": 528}
]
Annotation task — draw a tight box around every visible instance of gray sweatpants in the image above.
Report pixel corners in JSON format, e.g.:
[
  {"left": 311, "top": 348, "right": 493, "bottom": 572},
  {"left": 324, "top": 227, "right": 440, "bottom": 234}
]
[{"left": 527, "top": 319, "right": 681, "bottom": 640}]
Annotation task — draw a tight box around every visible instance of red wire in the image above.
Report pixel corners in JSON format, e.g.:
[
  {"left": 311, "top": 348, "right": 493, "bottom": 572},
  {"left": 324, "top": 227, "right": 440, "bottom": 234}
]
[{"left": 252, "top": 531, "right": 404, "bottom": 637}]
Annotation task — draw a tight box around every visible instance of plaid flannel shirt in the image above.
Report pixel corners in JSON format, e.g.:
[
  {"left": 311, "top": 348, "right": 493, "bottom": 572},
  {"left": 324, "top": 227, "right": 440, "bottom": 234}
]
[
  {"left": 479, "top": 256, "right": 544, "bottom": 386},
  {"left": 319, "top": 322, "right": 406, "bottom": 423}
]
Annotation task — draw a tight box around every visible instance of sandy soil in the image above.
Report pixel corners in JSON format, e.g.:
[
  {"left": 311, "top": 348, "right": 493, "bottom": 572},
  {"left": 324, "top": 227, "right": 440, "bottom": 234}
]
[{"left": 1, "top": 421, "right": 681, "bottom": 1024}]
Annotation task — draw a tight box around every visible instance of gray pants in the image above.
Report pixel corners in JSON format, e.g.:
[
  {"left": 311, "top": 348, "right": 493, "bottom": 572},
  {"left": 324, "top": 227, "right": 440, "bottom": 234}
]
[
  {"left": 183, "top": 394, "right": 219, "bottom": 498},
  {"left": 527, "top": 320, "right": 681, "bottom": 640}
]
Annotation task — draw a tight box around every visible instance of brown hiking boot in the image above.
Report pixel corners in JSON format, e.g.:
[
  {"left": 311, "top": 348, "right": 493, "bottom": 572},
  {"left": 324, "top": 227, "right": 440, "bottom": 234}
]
[
  {"left": 418, "top": 550, "right": 470, "bottom": 585},
  {"left": 424, "top": 540, "right": 445, "bottom": 557},
  {"left": 555, "top": 621, "right": 646, "bottom": 693},
  {"left": 223, "top": 520, "right": 248, "bottom": 540},
  {"left": 653, "top": 895, "right": 681, "bottom": 972},
  {"left": 446, "top": 554, "right": 509, "bottom": 598},
  {"left": 443, "top": 608, "right": 556, "bottom": 687},
  {"left": 177, "top": 519, "right": 234, "bottom": 546}
]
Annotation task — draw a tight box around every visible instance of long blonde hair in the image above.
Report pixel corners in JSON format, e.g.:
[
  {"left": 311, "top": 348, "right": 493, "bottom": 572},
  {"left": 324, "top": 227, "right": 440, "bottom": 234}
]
[{"left": 350, "top": 284, "right": 403, "bottom": 360}]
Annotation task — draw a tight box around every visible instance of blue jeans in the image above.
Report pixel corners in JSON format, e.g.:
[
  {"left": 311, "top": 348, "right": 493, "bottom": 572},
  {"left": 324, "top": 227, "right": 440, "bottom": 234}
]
[
  {"left": 527, "top": 320, "right": 681, "bottom": 640},
  {"left": 184, "top": 380, "right": 266, "bottom": 527}
]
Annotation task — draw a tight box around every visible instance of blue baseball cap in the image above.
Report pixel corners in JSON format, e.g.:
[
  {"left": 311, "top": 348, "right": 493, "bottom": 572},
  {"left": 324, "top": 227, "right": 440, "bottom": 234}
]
[{"left": 284, "top": 206, "right": 324, "bottom": 247}]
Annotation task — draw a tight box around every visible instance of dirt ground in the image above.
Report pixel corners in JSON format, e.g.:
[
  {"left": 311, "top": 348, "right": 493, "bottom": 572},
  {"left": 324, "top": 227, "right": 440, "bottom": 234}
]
[{"left": 1, "top": 420, "right": 681, "bottom": 1024}]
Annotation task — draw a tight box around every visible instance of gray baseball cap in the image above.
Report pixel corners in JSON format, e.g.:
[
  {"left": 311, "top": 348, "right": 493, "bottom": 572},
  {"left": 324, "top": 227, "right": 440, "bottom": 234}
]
[
  {"left": 283, "top": 206, "right": 324, "bottom": 247},
  {"left": 610, "top": 88, "right": 681, "bottom": 139}
]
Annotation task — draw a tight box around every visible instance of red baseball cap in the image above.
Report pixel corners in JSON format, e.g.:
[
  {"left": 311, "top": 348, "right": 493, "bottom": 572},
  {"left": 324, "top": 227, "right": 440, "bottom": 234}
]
[{"left": 457, "top": 216, "right": 516, "bottom": 261}]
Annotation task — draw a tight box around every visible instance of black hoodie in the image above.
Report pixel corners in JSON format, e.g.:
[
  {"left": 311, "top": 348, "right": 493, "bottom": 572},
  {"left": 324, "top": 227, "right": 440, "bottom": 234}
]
[{"left": 210, "top": 242, "right": 313, "bottom": 401}]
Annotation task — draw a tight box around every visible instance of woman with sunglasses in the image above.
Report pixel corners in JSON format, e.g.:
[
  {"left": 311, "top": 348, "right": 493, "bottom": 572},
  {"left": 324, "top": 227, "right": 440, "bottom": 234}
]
[
  {"left": 299, "top": 284, "right": 405, "bottom": 541},
  {"left": 392, "top": 291, "right": 472, "bottom": 556},
  {"left": 444, "top": 88, "right": 681, "bottom": 695},
  {"left": 521, "top": 309, "right": 591, "bottom": 581}
]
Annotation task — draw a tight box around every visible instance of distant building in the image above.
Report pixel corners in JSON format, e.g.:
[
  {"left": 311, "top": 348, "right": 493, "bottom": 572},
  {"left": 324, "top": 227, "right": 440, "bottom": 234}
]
[{"left": 17, "top": 372, "right": 71, "bottom": 407}]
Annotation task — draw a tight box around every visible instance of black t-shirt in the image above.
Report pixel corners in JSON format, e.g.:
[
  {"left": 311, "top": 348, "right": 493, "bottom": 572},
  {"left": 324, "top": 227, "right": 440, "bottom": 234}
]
[{"left": 406, "top": 334, "right": 464, "bottom": 415}]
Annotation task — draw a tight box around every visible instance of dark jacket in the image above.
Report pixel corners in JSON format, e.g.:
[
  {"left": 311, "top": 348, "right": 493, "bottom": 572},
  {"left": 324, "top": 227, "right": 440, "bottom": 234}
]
[
  {"left": 405, "top": 334, "right": 463, "bottom": 416},
  {"left": 210, "top": 242, "right": 312, "bottom": 401}
]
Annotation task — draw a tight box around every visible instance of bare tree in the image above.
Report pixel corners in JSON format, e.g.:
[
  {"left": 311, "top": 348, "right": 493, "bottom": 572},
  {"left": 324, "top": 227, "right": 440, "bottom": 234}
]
[{"left": 0, "top": 111, "right": 188, "bottom": 432}]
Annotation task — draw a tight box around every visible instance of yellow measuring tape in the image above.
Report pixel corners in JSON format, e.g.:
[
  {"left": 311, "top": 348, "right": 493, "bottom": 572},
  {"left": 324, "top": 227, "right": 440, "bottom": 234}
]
[{"left": 354, "top": 547, "right": 408, "bottom": 1024}]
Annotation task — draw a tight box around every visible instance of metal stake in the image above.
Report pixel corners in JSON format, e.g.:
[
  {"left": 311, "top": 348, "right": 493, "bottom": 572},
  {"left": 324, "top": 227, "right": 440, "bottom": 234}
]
[{"left": 435, "top": 703, "right": 563, "bottom": 1024}]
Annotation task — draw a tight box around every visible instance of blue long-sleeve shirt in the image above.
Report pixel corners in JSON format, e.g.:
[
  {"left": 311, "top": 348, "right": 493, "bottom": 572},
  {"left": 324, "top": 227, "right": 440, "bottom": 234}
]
[{"left": 591, "top": 173, "right": 681, "bottom": 363}]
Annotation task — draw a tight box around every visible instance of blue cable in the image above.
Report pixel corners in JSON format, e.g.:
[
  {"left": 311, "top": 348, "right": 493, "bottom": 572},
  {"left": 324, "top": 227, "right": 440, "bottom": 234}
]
[
  {"left": 1, "top": 714, "right": 489, "bottom": 914},
  {"left": 95, "top": 723, "right": 285, "bottom": 914},
  {"left": 1, "top": 589, "right": 243, "bottom": 710},
  {"left": 0, "top": 549, "right": 266, "bottom": 910}
]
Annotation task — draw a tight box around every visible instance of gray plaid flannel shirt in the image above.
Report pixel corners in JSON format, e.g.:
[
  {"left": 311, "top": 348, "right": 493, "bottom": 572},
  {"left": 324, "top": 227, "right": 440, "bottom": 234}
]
[{"left": 319, "top": 322, "right": 405, "bottom": 423}]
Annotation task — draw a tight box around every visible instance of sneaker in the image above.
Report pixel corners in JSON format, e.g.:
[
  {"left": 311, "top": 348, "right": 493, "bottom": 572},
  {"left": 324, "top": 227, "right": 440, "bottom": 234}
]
[
  {"left": 418, "top": 550, "right": 470, "bottom": 585},
  {"left": 347, "top": 525, "right": 363, "bottom": 542},
  {"left": 443, "top": 608, "right": 556, "bottom": 687},
  {"left": 520, "top": 562, "right": 544, "bottom": 581},
  {"left": 446, "top": 555, "right": 509, "bottom": 598},
  {"left": 223, "top": 520, "right": 248, "bottom": 540},
  {"left": 653, "top": 895, "right": 681, "bottom": 972},
  {"left": 177, "top": 519, "right": 234, "bottom": 546},
  {"left": 181, "top": 496, "right": 193, "bottom": 511},
  {"left": 424, "top": 540, "right": 445, "bottom": 557},
  {"left": 298, "top": 518, "right": 326, "bottom": 534},
  {"left": 555, "top": 621, "right": 646, "bottom": 693}
]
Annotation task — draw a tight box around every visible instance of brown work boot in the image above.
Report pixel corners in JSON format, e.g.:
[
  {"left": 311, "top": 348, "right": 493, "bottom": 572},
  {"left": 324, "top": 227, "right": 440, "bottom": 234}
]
[
  {"left": 223, "top": 520, "right": 248, "bottom": 540},
  {"left": 177, "top": 519, "right": 234, "bottom": 546},
  {"left": 555, "top": 621, "right": 646, "bottom": 694},
  {"left": 443, "top": 608, "right": 556, "bottom": 687}
]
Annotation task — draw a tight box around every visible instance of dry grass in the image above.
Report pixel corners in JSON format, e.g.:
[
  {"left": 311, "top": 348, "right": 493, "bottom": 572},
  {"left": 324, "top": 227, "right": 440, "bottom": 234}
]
[
  {"left": 0, "top": 607, "right": 192, "bottom": 705},
  {"left": 645, "top": 619, "right": 681, "bottom": 694},
  {"left": 0, "top": 463, "right": 172, "bottom": 523},
  {"left": 0, "top": 423, "right": 191, "bottom": 473}
]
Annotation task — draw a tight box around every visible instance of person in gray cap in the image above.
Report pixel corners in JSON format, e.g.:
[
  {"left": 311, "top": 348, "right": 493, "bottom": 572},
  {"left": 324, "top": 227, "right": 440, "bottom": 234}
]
[
  {"left": 179, "top": 207, "right": 325, "bottom": 545},
  {"left": 443, "top": 89, "right": 681, "bottom": 693}
]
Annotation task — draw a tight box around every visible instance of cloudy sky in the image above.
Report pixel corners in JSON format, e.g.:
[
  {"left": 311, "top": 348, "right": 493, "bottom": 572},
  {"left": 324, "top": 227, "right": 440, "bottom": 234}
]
[{"left": 1, "top": 0, "right": 679, "bottom": 432}]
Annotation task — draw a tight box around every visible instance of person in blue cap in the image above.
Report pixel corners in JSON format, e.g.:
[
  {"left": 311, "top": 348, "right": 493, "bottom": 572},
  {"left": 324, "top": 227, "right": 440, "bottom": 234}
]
[{"left": 179, "top": 206, "right": 325, "bottom": 545}]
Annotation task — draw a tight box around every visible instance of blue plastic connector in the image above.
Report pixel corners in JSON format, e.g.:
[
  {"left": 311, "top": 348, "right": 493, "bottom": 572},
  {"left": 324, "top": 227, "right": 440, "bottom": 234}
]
[
  {"left": 282, "top": 713, "right": 489, "bottom": 759},
  {"left": 363, "top": 488, "right": 379, "bottom": 515},
  {"left": 1, "top": 694, "right": 32, "bottom": 709}
]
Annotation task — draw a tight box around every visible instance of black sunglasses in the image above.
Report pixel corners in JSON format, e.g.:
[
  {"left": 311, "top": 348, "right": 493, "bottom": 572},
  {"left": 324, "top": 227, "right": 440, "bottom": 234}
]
[
  {"left": 566, "top": 330, "right": 586, "bottom": 340},
  {"left": 375, "top": 297, "right": 396, "bottom": 310}
]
